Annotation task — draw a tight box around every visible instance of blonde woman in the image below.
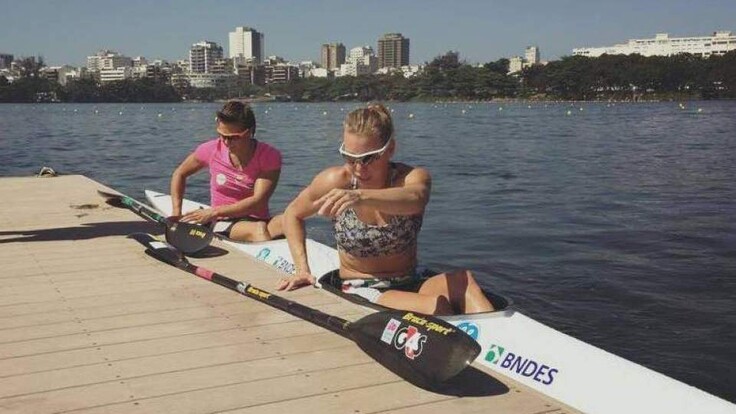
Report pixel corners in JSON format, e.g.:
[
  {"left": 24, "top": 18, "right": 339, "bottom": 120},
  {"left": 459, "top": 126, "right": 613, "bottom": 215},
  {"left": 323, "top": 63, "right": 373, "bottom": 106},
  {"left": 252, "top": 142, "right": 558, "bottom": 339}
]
[{"left": 277, "top": 103, "right": 493, "bottom": 315}]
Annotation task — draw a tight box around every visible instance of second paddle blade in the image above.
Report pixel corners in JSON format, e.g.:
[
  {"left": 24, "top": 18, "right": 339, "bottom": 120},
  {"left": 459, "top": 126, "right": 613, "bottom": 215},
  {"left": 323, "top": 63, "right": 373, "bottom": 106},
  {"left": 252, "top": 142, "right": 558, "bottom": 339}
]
[
  {"left": 348, "top": 310, "right": 480, "bottom": 387},
  {"left": 164, "top": 221, "right": 214, "bottom": 255}
]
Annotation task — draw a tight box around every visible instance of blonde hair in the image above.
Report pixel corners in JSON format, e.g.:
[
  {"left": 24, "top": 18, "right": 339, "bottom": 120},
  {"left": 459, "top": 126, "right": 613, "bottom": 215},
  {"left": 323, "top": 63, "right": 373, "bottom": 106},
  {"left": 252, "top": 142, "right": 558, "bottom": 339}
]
[{"left": 343, "top": 103, "right": 394, "bottom": 144}]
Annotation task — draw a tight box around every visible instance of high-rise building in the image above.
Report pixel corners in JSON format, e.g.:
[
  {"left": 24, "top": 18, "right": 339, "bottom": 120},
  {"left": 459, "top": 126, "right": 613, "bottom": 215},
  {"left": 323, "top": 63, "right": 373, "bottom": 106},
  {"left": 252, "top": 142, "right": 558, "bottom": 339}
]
[
  {"left": 0, "top": 54, "right": 13, "bottom": 69},
  {"left": 229, "top": 27, "right": 264, "bottom": 65},
  {"left": 525, "top": 46, "right": 540, "bottom": 65},
  {"left": 321, "top": 43, "right": 346, "bottom": 70},
  {"left": 573, "top": 31, "right": 736, "bottom": 58},
  {"left": 377, "top": 33, "right": 410, "bottom": 68},
  {"left": 189, "top": 41, "right": 223, "bottom": 73}
]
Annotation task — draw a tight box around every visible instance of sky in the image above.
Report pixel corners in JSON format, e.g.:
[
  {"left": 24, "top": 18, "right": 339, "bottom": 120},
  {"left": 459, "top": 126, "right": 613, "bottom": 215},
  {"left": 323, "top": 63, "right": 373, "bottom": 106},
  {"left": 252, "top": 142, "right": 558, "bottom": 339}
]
[{"left": 1, "top": 0, "right": 735, "bottom": 67}]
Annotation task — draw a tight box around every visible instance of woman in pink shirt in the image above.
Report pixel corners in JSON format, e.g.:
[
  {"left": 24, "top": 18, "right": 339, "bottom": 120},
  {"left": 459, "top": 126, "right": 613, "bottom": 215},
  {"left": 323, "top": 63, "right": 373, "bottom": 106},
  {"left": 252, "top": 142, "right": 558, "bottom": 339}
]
[{"left": 170, "top": 101, "right": 283, "bottom": 241}]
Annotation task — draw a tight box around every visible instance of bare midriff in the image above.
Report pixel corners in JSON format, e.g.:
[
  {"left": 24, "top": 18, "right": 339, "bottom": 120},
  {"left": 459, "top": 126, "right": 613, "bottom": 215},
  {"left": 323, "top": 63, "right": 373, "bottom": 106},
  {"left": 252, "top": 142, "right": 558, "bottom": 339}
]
[{"left": 338, "top": 244, "right": 418, "bottom": 279}]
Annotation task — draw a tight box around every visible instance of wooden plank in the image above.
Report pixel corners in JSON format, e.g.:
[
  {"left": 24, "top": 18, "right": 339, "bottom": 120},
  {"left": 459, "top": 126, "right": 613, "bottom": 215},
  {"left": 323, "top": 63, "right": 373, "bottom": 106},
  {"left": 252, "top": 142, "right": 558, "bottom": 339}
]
[
  {"left": 43, "top": 360, "right": 395, "bottom": 414},
  {"left": 0, "top": 305, "right": 365, "bottom": 378},
  {"left": 0, "top": 331, "right": 353, "bottom": 399}
]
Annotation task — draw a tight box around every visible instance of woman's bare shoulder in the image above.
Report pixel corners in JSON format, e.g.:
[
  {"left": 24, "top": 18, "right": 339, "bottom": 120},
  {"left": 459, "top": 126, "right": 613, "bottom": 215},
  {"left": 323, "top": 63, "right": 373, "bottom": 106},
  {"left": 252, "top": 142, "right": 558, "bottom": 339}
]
[
  {"left": 393, "top": 162, "right": 431, "bottom": 184},
  {"left": 311, "top": 165, "right": 352, "bottom": 190}
]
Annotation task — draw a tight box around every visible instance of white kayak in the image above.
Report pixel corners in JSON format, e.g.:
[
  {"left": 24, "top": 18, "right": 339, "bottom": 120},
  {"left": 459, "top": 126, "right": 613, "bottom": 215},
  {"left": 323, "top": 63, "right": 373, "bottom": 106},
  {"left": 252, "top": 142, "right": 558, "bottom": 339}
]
[{"left": 145, "top": 189, "right": 735, "bottom": 414}]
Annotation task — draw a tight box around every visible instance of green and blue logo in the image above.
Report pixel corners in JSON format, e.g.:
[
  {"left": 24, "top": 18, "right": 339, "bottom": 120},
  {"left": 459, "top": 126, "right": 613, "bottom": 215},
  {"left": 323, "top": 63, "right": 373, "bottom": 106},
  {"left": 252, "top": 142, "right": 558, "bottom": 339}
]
[
  {"left": 484, "top": 344, "right": 505, "bottom": 364},
  {"left": 484, "top": 343, "right": 558, "bottom": 386}
]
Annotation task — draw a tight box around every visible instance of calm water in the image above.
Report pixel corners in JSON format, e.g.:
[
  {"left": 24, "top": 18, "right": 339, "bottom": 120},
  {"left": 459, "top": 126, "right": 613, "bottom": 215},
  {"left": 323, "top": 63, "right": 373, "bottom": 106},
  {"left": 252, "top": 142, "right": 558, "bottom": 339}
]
[{"left": 1, "top": 101, "right": 735, "bottom": 402}]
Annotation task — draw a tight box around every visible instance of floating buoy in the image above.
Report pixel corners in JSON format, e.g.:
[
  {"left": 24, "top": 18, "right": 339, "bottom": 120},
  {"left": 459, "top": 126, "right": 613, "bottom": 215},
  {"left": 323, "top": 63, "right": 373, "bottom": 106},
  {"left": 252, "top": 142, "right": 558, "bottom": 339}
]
[
  {"left": 697, "top": 108, "right": 703, "bottom": 113},
  {"left": 323, "top": 111, "right": 328, "bottom": 116},
  {"left": 498, "top": 107, "right": 503, "bottom": 111},
  {"left": 119, "top": 111, "right": 123, "bottom": 115},
  {"left": 408, "top": 113, "right": 414, "bottom": 119},
  {"left": 566, "top": 110, "right": 572, "bottom": 116},
  {"left": 461, "top": 109, "right": 466, "bottom": 114},
  {"left": 157, "top": 113, "right": 163, "bottom": 117}
]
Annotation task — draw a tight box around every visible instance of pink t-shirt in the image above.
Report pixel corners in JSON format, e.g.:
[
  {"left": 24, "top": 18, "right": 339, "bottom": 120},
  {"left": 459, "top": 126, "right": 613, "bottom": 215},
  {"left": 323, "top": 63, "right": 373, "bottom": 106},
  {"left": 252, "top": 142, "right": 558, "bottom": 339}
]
[{"left": 194, "top": 139, "right": 281, "bottom": 220}]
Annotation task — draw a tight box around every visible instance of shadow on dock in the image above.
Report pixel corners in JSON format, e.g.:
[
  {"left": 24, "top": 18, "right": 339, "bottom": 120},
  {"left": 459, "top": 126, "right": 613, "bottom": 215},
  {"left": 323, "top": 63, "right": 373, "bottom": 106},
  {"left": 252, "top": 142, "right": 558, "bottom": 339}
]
[
  {"left": 0, "top": 221, "right": 161, "bottom": 244},
  {"left": 416, "top": 366, "right": 509, "bottom": 397}
]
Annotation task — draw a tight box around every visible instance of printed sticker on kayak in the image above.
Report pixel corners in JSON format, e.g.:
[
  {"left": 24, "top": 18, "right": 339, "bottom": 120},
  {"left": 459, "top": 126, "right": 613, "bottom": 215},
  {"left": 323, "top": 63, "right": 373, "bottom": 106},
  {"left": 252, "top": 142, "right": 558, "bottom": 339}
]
[
  {"left": 456, "top": 321, "right": 480, "bottom": 340},
  {"left": 485, "top": 343, "right": 559, "bottom": 385},
  {"left": 255, "top": 247, "right": 296, "bottom": 274}
]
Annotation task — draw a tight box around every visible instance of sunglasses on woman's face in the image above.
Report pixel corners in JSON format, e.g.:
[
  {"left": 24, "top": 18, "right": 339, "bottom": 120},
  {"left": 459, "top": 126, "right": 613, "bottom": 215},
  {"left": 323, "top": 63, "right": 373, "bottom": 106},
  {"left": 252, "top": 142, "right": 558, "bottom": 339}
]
[
  {"left": 217, "top": 128, "right": 249, "bottom": 142},
  {"left": 339, "top": 139, "right": 391, "bottom": 166}
]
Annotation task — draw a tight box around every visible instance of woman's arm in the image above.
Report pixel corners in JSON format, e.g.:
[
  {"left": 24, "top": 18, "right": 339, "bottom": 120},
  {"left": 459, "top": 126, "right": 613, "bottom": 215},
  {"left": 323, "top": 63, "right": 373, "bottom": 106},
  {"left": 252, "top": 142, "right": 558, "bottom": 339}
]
[
  {"left": 316, "top": 166, "right": 431, "bottom": 217},
  {"left": 170, "top": 153, "right": 206, "bottom": 217},
  {"left": 277, "top": 167, "right": 348, "bottom": 290}
]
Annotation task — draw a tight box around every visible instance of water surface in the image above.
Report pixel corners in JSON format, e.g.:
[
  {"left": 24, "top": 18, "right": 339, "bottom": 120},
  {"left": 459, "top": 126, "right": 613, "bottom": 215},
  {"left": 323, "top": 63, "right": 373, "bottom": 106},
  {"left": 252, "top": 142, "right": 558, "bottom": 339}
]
[{"left": 1, "top": 101, "right": 734, "bottom": 402}]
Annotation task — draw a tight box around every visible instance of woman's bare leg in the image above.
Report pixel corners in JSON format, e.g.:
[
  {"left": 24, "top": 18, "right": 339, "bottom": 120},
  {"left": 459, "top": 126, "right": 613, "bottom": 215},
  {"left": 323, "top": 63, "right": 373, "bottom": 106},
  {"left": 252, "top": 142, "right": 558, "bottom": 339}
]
[
  {"left": 419, "top": 270, "right": 494, "bottom": 314},
  {"left": 377, "top": 290, "right": 454, "bottom": 315},
  {"left": 228, "top": 221, "right": 270, "bottom": 242},
  {"left": 266, "top": 214, "right": 284, "bottom": 239}
]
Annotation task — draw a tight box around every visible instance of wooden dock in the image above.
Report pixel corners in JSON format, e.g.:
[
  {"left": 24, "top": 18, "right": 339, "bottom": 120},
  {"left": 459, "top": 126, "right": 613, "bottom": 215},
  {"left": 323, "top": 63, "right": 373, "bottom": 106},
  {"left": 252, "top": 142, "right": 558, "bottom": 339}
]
[{"left": 0, "top": 175, "right": 579, "bottom": 414}]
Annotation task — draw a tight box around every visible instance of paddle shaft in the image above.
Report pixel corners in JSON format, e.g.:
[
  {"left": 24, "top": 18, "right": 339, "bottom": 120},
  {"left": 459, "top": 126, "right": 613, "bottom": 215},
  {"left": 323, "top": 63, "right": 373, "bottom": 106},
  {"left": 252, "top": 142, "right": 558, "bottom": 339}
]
[
  {"left": 99, "top": 190, "right": 168, "bottom": 223},
  {"left": 178, "top": 260, "right": 351, "bottom": 339}
]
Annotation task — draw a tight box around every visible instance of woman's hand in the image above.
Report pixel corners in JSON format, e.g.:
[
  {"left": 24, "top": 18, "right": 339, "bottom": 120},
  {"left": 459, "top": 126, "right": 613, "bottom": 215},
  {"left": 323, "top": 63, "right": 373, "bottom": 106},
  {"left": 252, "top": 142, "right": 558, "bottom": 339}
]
[
  {"left": 276, "top": 272, "right": 316, "bottom": 291},
  {"left": 314, "top": 188, "right": 361, "bottom": 217},
  {"left": 181, "top": 207, "right": 218, "bottom": 224}
]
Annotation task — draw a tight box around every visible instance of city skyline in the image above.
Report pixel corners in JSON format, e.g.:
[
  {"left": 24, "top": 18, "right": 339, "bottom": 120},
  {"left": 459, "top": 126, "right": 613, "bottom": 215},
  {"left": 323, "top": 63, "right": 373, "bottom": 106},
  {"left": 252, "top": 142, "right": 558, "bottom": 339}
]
[{"left": 1, "top": 0, "right": 735, "bottom": 66}]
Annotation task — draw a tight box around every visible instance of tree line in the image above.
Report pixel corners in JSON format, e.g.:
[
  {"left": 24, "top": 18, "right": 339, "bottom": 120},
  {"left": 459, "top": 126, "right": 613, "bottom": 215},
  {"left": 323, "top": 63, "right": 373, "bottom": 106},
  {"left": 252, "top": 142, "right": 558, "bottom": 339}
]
[{"left": 1, "top": 51, "right": 735, "bottom": 103}]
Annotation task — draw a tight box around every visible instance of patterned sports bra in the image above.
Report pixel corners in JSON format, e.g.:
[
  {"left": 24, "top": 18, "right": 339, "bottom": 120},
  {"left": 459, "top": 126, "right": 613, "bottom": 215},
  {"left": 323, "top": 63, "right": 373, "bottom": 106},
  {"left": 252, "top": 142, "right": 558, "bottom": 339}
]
[{"left": 333, "top": 165, "right": 424, "bottom": 258}]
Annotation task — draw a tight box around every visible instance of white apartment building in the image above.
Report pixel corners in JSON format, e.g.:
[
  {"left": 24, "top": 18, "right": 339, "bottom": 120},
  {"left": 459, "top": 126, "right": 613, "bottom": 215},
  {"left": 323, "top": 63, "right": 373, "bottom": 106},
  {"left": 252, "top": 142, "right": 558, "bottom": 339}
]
[
  {"left": 100, "top": 67, "right": 132, "bottom": 83},
  {"left": 40, "top": 65, "right": 79, "bottom": 86},
  {"left": 573, "top": 31, "right": 736, "bottom": 58},
  {"left": 526, "top": 46, "right": 540, "bottom": 65},
  {"left": 87, "top": 50, "right": 132, "bottom": 72},
  {"left": 189, "top": 41, "right": 223, "bottom": 73},
  {"left": 229, "top": 27, "right": 264, "bottom": 65},
  {"left": 508, "top": 56, "right": 524, "bottom": 74},
  {"left": 186, "top": 73, "right": 234, "bottom": 88},
  {"left": 309, "top": 67, "right": 330, "bottom": 78},
  {"left": 337, "top": 46, "right": 378, "bottom": 77},
  {"left": 338, "top": 62, "right": 372, "bottom": 77}
]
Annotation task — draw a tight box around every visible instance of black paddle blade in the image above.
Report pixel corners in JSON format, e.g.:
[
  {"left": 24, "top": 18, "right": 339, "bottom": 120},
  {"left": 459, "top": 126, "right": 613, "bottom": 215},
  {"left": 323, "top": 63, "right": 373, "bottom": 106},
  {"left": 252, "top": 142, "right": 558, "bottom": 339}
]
[
  {"left": 99, "top": 189, "right": 213, "bottom": 255},
  {"left": 164, "top": 221, "right": 214, "bottom": 255},
  {"left": 348, "top": 311, "right": 481, "bottom": 387},
  {"left": 127, "top": 233, "right": 190, "bottom": 268}
]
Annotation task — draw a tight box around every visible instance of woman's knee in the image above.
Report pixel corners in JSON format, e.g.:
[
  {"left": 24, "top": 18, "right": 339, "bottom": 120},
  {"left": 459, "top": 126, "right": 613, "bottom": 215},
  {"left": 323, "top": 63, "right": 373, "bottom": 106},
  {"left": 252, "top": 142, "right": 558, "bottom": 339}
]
[
  {"left": 231, "top": 221, "right": 271, "bottom": 242},
  {"left": 377, "top": 291, "right": 453, "bottom": 316},
  {"left": 434, "top": 295, "right": 453, "bottom": 315},
  {"left": 411, "top": 294, "right": 453, "bottom": 315}
]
